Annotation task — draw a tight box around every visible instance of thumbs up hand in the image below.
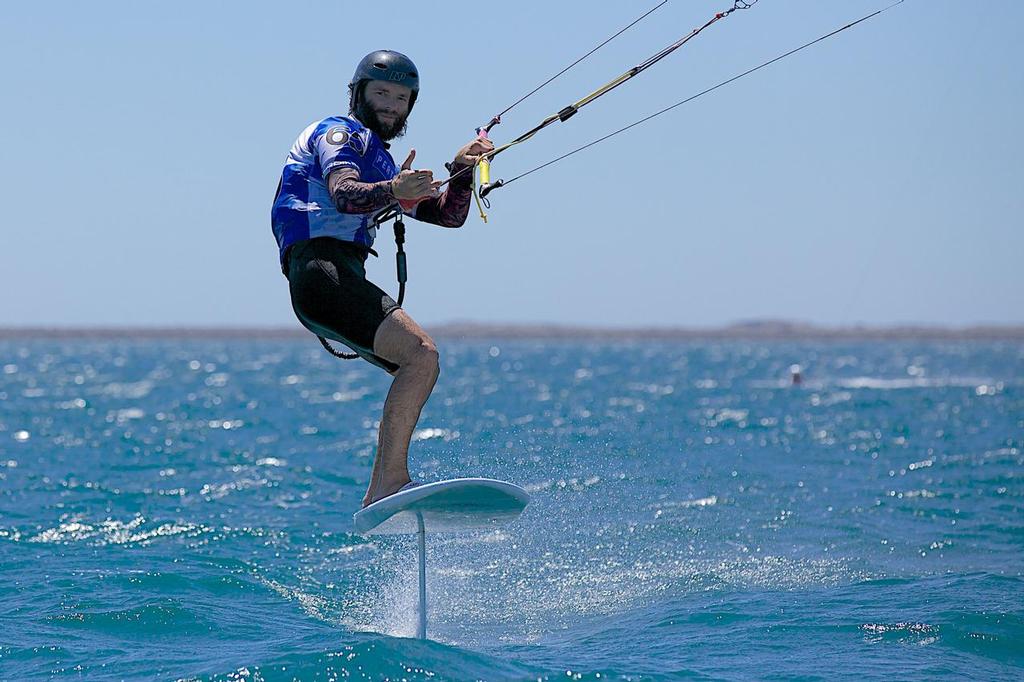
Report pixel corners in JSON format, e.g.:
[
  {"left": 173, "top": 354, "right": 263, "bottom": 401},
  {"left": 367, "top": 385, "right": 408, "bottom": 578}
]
[
  {"left": 400, "top": 149, "right": 416, "bottom": 171},
  {"left": 391, "top": 148, "right": 442, "bottom": 202}
]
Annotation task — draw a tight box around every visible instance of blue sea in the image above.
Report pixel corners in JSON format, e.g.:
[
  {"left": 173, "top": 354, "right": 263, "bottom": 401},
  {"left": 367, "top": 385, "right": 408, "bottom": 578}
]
[{"left": 1, "top": 337, "right": 1022, "bottom": 680}]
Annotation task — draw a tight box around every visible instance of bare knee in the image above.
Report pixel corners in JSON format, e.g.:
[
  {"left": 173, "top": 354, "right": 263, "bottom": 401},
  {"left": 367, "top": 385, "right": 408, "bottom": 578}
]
[
  {"left": 393, "top": 331, "right": 438, "bottom": 378},
  {"left": 413, "top": 337, "right": 440, "bottom": 380},
  {"left": 373, "top": 311, "right": 439, "bottom": 378}
]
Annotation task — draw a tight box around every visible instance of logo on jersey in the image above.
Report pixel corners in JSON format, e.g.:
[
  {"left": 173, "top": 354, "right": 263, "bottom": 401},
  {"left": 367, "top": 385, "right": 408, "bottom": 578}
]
[
  {"left": 325, "top": 126, "right": 371, "bottom": 157},
  {"left": 325, "top": 126, "right": 350, "bottom": 147}
]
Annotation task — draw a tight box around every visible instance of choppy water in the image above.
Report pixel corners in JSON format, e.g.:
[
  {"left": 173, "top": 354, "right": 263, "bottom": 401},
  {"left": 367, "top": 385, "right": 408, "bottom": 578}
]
[{"left": 1, "top": 337, "right": 1022, "bottom": 680}]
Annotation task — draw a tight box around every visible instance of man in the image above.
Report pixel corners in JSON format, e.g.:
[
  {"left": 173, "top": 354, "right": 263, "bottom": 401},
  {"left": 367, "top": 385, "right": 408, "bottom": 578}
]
[{"left": 271, "top": 50, "right": 493, "bottom": 508}]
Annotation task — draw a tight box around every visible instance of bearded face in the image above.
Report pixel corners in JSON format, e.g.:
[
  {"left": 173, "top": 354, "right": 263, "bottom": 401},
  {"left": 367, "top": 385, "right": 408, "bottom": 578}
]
[{"left": 350, "top": 80, "right": 412, "bottom": 142}]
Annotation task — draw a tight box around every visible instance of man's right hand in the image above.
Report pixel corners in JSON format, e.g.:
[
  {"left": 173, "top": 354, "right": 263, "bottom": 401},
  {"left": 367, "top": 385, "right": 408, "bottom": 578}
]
[{"left": 391, "top": 149, "right": 442, "bottom": 202}]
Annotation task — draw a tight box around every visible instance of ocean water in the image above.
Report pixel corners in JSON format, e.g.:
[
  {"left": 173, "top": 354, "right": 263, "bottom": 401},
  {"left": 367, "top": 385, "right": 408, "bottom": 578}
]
[{"left": 1, "top": 337, "right": 1021, "bottom": 681}]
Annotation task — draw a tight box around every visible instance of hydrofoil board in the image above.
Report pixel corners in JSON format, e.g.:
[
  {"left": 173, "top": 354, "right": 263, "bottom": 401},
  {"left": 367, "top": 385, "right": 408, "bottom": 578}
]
[{"left": 353, "top": 478, "right": 529, "bottom": 535}]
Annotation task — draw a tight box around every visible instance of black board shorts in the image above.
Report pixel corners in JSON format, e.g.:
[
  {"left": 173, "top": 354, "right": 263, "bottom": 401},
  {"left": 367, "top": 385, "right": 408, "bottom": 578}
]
[{"left": 286, "top": 237, "right": 400, "bottom": 372}]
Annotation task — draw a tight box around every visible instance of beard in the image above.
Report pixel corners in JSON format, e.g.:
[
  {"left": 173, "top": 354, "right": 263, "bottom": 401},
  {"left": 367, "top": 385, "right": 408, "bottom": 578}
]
[{"left": 354, "top": 99, "right": 409, "bottom": 142}]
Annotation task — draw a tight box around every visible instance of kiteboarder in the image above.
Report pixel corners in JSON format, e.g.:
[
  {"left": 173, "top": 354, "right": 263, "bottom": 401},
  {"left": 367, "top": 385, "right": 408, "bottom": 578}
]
[{"left": 271, "top": 50, "right": 493, "bottom": 508}]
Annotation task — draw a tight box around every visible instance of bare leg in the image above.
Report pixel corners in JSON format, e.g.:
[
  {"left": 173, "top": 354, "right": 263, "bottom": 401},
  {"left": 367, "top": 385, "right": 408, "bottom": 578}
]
[{"left": 362, "top": 309, "right": 440, "bottom": 507}]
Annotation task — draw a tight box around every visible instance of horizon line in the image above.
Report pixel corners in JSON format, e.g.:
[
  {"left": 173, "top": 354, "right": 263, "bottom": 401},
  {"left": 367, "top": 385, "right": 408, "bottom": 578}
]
[{"left": 1, "top": 320, "right": 1022, "bottom": 341}]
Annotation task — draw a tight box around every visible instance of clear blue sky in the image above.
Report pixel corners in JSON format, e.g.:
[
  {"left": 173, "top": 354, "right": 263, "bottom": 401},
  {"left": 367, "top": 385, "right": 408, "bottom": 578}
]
[{"left": 2, "top": 1, "right": 1021, "bottom": 328}]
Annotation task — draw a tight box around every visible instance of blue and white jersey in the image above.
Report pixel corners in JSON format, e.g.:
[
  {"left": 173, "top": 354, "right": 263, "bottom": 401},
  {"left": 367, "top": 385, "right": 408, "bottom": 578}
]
[{"left": 271, "top": 116, "right": 398, "bottom": 265}]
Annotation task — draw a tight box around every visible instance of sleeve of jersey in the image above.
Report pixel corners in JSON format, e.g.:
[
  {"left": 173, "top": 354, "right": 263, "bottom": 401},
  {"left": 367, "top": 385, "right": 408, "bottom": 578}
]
[{"left": 315, "top": 122, "right": 365, "bottom": 181}]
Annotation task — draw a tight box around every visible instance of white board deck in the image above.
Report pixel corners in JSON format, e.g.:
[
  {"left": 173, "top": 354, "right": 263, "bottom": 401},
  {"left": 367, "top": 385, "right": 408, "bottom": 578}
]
[{"left": 353, "top": 478, "right": 530, "bottom": 535}]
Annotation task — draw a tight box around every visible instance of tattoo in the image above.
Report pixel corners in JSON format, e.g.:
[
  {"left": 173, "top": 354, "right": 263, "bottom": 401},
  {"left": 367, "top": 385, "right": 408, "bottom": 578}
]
[
  {"left": 328, "top": 168, "right": 394, "bottom": 214},
  {"left": 413, "top": 162, "right": 474, "bottom": 228}
]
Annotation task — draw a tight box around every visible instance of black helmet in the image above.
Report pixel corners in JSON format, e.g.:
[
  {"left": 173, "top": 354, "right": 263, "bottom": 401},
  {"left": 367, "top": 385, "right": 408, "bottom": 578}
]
[{"left": 349, "top": 50, "right": 419, "bottom": 110}]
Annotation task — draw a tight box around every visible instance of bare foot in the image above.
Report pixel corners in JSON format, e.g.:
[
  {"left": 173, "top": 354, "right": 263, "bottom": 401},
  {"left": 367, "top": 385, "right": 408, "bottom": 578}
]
[{"left": 361, "top": 476, "right": 414, "bottom": 508}]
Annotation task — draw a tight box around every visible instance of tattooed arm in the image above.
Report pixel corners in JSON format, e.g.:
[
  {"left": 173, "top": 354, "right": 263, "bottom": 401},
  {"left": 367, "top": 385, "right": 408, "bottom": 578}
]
[
  {"left": 412, "top": 162, "right": 474, "bottom": 228},
  {"left": 414, "top": 136, "right": 494, "bottom": 227},
  {"left": 327, "top": 168, "right": 395, "bottom": 214}
]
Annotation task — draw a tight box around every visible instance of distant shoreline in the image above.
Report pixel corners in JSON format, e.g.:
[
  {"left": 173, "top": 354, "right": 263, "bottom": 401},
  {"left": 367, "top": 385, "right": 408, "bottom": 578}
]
[{"left": 1, "top": 321, "right": 1022, "bottom": 341}]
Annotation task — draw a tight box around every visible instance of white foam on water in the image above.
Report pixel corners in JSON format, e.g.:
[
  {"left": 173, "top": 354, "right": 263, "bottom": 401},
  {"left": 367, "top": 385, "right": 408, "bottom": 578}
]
[{"left": 25, "top": 515, "right": 209, "bottom": 546}]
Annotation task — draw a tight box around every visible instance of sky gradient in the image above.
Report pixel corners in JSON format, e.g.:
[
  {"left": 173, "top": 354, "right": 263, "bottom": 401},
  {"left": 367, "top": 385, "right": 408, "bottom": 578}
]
[{"left": 2, "top": 1, "right": 1021, "bottom": 328}]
